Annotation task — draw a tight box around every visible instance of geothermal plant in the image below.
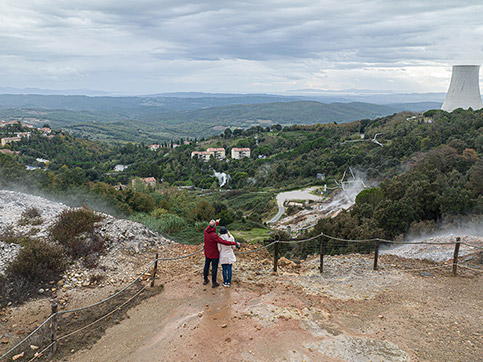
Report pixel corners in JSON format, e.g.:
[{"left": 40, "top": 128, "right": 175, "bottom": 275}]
[{"left": 441, "top": 65, "right": 483, "bottom": 112}]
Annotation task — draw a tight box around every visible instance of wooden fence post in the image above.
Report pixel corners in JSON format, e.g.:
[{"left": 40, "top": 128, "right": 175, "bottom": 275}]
[
  {"left": 373, "top": 240, "right": 380, "bottom": 271},
  {"left": 50, "top": 303, "right": 58, "bottom": 356},
  {"left": 273, "top": 242, "right": 279, "bottom": 272},
  {"left": 319, "top": 235, "right": 325, "bottom": 273},
  {"left": 452, "top": 237, "right": 461, "bottom": 277},
  {"left": 151, "top": 253, "right": 159, "bottom": 287}
]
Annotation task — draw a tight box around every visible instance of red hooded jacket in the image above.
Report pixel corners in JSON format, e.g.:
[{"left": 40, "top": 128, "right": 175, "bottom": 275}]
[{"left": 204, "top": 223, "right": 236, "bottom": 259}]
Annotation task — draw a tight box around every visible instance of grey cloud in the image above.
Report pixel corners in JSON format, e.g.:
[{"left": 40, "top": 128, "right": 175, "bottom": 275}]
[{"left": 1, "top": 0, "right": 483, "bottom": 93}]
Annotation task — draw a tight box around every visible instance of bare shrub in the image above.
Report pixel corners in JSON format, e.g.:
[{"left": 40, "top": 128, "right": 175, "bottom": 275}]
[
  {"left": 50, "top": 208, "right": 105, "bottom": 260},
  {"left": 18, "top": 207, "right": 43, "bottom": 226},
  {"left": 22, "top": 207, "right": 41, "bottom": 219},
  {"left": 50, "top": 208, "right": 103, "bottom": 242},
  {"left": 0, "top": 230, "right": 32, "bottom": 246},
  {"left": 6, "top": 239, "right": 67, "bottom": 283}
]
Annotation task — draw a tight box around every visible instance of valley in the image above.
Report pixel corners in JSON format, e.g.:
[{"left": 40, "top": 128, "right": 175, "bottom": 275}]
[
  {"left": 1, "top": 106, "right": 482, "bottom": 362},
  {"left": 0, "top": 94, "right": 440, "bottom": 143}
]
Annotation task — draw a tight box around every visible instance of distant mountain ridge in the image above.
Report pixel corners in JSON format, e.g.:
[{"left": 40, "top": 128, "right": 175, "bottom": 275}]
[
  {"left": 0, "top": 93, "right": 441, "bottom": 142},
  {"left": 0, "top": 92, "right": 443, "bottom": 112}
]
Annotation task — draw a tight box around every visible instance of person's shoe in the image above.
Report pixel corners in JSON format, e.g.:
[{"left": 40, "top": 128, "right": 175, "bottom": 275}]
[
  {"left": 203, "top": 280, "right": 209, "bottom": 285},
  {"left": 223, "top": 283, "right": 229, "bottom": 287},
  {"left": 212, "top": 282, "right": 220, "bottom": 288}
]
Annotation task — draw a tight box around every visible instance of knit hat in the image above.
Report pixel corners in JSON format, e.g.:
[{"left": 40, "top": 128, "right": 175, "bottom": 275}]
[{"left": 219, "top": 226, "right": 228, "bottom": 234}]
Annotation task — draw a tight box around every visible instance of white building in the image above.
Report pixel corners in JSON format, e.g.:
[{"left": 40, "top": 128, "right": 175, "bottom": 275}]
[
  {"left": 16, "top": 132, "right": 31, "bottom": 139},
  {"left": 231, "top": 148, "right": 251, "bottom": 159},
  {"left": 191, "top": 151, "right": 211, "bottom": 162},
  {"left": 1, "top": 137, "right": 21, "bottom": 146},
  {"left": 207, "top": 147, "right": 225, "bottom": 159}
]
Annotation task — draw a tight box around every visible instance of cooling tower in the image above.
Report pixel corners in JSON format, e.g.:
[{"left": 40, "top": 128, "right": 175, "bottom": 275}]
[{"left": 441, "top": 65, "right": 483, "bottom": 111}]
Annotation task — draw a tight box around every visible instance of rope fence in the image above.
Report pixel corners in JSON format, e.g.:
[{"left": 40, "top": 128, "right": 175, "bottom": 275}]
[
  {"left": 26, "top": 283, "right": 150, "bottom": 362},
  {"left": 0, "top": 247, "right": 204, "bottom": 362},
  {"left": 1, "top": 232, "right": 481, "bottom": 361}
]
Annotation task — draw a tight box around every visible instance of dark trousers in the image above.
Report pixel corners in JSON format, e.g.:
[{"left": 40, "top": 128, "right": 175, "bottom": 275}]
[
  {"left": 203, "top": 257, "right": 219, "bottom": 283},
  {"left": 222, "top": 264, "right": 232, "bottom": 284}
]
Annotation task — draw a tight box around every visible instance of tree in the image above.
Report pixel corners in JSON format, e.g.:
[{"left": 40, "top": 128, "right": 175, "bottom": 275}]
[
  {"left": 467, "top": 159, "right": 483, "bottom": 196},
  {"left": 355, "top": 188, "right": 383, "bottom": 212},
  {"left": 190, "top": 200, "right": 215, "bottom": 221},
  {"left": 272, "top": 124, "right": 282, "bottom": 132},
  {"left": 128, "top": 192, "right": 155, "bottom": 213},
  {"left": 217, "top": 209, "right": 235, "bottom": 226},
  {"left": 224, "top": 128, "right": 232, "bottom": 138},
  {"left": 163, "top": 172, "right": 176, "bottom": 184}
]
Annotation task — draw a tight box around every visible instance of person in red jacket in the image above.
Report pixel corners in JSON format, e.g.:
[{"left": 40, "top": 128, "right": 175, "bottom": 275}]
[{"left": 203, "top": 219, "right": 238, "bottom": 288}]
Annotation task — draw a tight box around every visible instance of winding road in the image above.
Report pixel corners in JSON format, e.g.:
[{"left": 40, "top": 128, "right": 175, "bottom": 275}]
[{"left": 267, "top": 186, "right": 324, "bottom": 224}]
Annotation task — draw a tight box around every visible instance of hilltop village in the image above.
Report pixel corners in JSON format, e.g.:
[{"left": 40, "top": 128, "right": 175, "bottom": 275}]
[{"left": 0, "top": 120, "right": 53, "bottom": 154}]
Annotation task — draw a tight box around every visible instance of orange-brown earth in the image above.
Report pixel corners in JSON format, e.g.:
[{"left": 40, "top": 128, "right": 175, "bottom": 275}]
[{"left": 1, "top": 243, "right": 482, "bottom": 362}]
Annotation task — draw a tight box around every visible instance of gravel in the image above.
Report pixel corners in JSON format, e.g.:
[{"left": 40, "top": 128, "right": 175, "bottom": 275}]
[
  {"left": 0, "top": 242, "right": 21, "bottom": 275},
  {"left": 380, "top": 235, "right": 483, "bottom": 262},
  {"left": 0, "top": 190, "right": 171, "bottom": 278}
]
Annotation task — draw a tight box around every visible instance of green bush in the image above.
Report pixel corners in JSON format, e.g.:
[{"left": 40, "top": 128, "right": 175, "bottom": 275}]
[
  {"left": 6, "top": 240, "right": 67, "bottom": 283},
  {"left": 158, "top": 214, "right": 187, "bottom": 233},
  {"left": 128, "top": 192, "right": 156, "bottom": 213},
  {"left": 216, "top": 209, "right": 236, "bottom": 226},
  {"left": 151, "top": 207, "right": 169, "bottom": 218},
  {"left": 189, "top": 200, "right": 215, "bottom": 221},
  {"left": 130, "top": 213, "right": 187, "bottom": 234},
  {"left": 50, "top": 208, "right": 103, "bottom": 241},
  {"left": 195, "top": 221, "right": 207, "bottom": 232}
]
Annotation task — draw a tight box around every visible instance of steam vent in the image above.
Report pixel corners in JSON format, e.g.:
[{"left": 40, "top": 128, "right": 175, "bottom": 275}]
[{"left": 441, "top": 65, "right": 483, "bottom": 111}]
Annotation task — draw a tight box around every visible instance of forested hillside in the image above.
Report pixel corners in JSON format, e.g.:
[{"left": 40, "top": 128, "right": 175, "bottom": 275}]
[
  {"left": 0, "top": 94, "right": 439, "bottom": 142},
  {"left": 1, "top": 108, "right": 481, "bottom": 247}
]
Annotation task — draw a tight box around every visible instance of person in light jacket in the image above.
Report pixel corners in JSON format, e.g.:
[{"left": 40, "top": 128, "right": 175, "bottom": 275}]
[{"left": 217, "top": 226, "right": 236, "bottom": 287}]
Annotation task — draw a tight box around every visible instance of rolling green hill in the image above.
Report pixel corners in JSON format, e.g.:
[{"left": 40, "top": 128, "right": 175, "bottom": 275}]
[{"left": 0, "top": 94, "right": 440, "bottom": 143}]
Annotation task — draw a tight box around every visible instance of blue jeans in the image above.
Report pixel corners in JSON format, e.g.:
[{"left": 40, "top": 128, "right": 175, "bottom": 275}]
[
  {"left": 222, "top": 264, "right": 232, "bottom": 284},
  {"left": 203, "top": 257, "right": 219, "bottom": 283}
]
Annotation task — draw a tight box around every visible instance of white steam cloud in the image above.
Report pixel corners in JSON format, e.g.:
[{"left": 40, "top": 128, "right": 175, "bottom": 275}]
[{"left": 213, "top": 170, "right": 231, "bottom": 187}]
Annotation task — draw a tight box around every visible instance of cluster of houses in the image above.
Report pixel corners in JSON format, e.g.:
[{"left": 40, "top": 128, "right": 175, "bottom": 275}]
[
  {"left": 149, "top": 140, "right": 191, "bottom": 151},
  {"left": 191, "top": 147, "right": 251, "bottom": 161},
  {"left": 0, "top": 120, "right": 53, "bottom": 148}
]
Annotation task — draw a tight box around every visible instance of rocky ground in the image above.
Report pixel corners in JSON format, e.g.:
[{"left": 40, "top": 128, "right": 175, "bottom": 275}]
[
  {"left": 0, "top": 190, "right": 171, "bottom": 283},
  {"left": 1, "top": 191, "right": 482, "bottom": 362},
  {"left": 271, "top": 187, "right": 360, "bottom": 232},
  {"left": 380, "top": 234, "right": 483, "bottom": 262}
]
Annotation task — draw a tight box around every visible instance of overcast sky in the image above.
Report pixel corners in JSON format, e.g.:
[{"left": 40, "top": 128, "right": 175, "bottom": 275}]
[{"left": 1, "top": 0, "right": 482, "bottom": 95}]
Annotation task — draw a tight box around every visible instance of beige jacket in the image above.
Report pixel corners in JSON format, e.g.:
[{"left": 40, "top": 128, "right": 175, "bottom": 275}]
[{"left": 217, "top": 233, "right": 236, "bottom": 264}]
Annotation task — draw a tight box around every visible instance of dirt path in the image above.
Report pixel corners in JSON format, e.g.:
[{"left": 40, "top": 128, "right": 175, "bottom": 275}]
[{"left": 59, "top": 254, "right": 482, "bottom": 362}]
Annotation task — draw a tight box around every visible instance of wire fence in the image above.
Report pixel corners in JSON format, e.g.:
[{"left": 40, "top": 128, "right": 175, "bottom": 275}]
[{"left": 1, "top": 232, "right": 481, "bottom": 361}]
